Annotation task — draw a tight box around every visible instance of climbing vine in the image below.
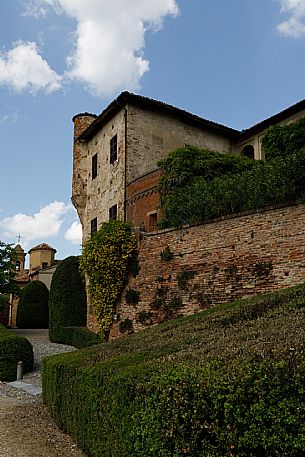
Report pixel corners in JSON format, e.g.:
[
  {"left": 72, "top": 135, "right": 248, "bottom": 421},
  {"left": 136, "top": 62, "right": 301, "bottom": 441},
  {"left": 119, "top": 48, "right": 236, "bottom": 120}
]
[{"left": 80, "top": 221, "right": 137, "bottom": 338}]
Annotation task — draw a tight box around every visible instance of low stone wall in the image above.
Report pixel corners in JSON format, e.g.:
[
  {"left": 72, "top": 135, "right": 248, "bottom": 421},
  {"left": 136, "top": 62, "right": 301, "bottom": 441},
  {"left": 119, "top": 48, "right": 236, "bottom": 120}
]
[{"left": 108, "top": 202, "right": 305, "bottom": 339}]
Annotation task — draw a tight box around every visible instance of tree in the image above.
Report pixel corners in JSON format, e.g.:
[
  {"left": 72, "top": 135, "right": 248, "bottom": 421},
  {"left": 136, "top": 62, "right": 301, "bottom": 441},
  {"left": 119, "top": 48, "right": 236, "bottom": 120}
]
[
  {"left": 0, "top": 241, "right": 18, "bottom": 312},
  {"left": 16, "top": 280, "right": 49, "bottom": 329},
  {"left": 49, "top": 256, "right": 87, "bottom": 342}
]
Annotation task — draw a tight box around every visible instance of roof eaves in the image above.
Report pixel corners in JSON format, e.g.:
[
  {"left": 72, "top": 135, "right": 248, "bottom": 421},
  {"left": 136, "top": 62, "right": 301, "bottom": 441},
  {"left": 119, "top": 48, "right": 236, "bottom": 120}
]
[
  {"left": 237, "top": 98, "right": 305, "bottom": 142},
  {"left": 77, "top": 91, "right": 240, "bottom": 142}
]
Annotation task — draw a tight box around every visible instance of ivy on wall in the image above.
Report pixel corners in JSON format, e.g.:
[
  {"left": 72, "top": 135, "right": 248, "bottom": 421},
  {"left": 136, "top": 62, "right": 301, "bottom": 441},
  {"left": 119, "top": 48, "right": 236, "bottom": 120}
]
[{"left": 80, "top": 221, "right": 138, "bottom": 338}]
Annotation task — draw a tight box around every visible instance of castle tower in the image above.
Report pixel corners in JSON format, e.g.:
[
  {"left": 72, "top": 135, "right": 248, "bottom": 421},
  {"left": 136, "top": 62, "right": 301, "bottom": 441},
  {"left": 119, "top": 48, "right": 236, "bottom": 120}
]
[{"left": 28, "top": 243, "right": 57, "bottom": 272}]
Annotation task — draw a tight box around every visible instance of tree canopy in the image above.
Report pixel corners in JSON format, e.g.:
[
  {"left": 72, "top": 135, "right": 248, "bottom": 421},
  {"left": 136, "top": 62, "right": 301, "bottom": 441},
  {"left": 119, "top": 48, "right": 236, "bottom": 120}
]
[{"left": 0, "top": 241, "right": 18, "bottom": 311}]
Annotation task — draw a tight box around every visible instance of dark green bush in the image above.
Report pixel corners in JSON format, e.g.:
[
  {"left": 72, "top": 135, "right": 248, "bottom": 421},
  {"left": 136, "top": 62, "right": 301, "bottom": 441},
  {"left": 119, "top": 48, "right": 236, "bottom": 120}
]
[
  {"left": 49, "top": 256, "right": 87, "bottom": 343},
  {"left": 125, "top": 288, "right": 140, "bottom": 305},
  {"left": 159, "top": 148, "right": 305, "bottom": 228},
  {"left": 0, "top": 325, "right": 33, "bottom": 381},
  {"left": 43, "top": 283, "right": 305, "bottom": 456},
  {"left": 262, "top": 117, "right": 305, "bottom": 161},
  {"left": 56, "top": 326, "right": 100, "bottom": 348},
  {"left": 16, "top": 280, "right": 49, "bottom": 329}
]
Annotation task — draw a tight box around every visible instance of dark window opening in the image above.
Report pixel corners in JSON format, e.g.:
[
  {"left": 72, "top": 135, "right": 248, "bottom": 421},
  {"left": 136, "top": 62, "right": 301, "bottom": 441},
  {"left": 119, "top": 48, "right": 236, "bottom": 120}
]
[
  {"left": 42, "top": 262, "right": 48, "bottom": 269},
  {"left": 92, "top": 153, "right": 97, "bottom": 179},
  {"left": 109, "top": 204, "right": 117, "bottom": 221},
  {"left": 110, "top": 134, "right": 117, "bottom": 164},
  {"left": 91, "top": 217, "right": 98, "bottom": 236},
  {"left": 241, "top": 145, "right": 255, "bottom": 160},
  {"left": 15, "top": 260, "right": 21, "bottom": 271}
]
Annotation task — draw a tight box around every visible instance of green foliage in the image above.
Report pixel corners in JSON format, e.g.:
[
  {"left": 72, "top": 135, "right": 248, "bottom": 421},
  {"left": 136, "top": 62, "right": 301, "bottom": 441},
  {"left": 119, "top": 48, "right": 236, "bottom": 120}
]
[
  {"left": 49, "top": 256, "right": 87, "bottom": 343},
  {"left": 159, "top": 148, "right": 305, "bottom": 228},
  {"left": 136, "top": 311, "right": 153, "bottom": 325},
  {"left": 119, "top": 318, "right": 134, "bottom": 334},
  {"left": 262, "top": 117, "right": 305, "bottom": 160},
  {"left": 80, "top": 221, "right": 138, "bottom": 339},
  {"left": 0, "top": 325, "right": 33, "bottom": 381},
  {"left": 177, "top": 270, "right": 196, "bottom": 290},
  {"left": 43, "top": 282, "right": 305, "bottom": 457},
  {"left": 0, "top": 241, "right": 18, "bottom": 312},
  {"left": 55, "top": 326, "right": 100, "bottom": 348},
  {"left": 160, "top": 246, "right": 174, "bottom": 261},
  {"left": 125, "top": 288, "right": 140, "bottom": 305},
  {"left": 16, "top": 280, "right": 49, "bottom": 329},
  {"left": 157, "top": 145, "right": 256, "bottom": 199}
]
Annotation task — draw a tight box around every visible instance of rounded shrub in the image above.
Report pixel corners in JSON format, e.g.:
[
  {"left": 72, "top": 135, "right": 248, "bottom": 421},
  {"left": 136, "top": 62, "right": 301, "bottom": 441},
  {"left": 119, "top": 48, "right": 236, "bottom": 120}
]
[
  {"left": 49, "top": 256, "right": 87, "bottom": 343},
  {"left": 16, "top": 280, "right": 49, "bottom": 329}
]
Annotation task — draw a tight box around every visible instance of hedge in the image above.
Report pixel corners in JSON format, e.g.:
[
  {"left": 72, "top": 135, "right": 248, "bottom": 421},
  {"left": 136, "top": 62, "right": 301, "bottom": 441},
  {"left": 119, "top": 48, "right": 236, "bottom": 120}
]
[
  {"left": 43, "top": 283, "right": 305, "bottom": 456},
  {"left": 0, "top": 325, "right": 34, "bottom": 381},
  {"left": 49, "top": 256, "right": 87, "bottom": 343},
  {"left": 55, "top": 326, "right": 101, "bottom": 349},
  {"left": 16, "top": 280, "right": 49, "bottom": 329},
  {"left": 159, "top": 148, "right": 305, "bottom": 228}
]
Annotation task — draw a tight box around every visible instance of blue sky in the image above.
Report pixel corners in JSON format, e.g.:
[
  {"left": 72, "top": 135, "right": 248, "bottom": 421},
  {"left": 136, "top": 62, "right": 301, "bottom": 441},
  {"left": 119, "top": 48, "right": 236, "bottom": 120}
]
[{"left": 0, "top": 0, "right": 305, "bottom": 263}]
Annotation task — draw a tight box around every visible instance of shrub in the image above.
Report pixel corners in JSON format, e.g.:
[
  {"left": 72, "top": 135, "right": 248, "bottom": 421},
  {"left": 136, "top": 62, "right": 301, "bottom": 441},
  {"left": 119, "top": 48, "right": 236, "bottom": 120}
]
[
  {"left": 159, "top": 148, "right": 305, "bottom": 228},
  {"left": 49, "top": 256, "right": 87, "bottom": 343},
  {"left": 160, "top": 246, "right": 174, "bottom": 261},
  {"left": 125, "top": 289, "right": 140, "bottom": 305},
  {"left": 80, "top": 221, "right": 138, "bottom": 338},
  {"left": 56, "top": 326, "right": 100, "bottom": 349},
  {"left": 43, "top": 283, "right": 305, "bottom": 456},
  {"left": 16, "top": 280, "right": 49, "bottom": 329},
  {"left": 0, "top": 325, "right": 33, "bottom": 381},
  {"left": 262, "top": 117, "right": 305, "bottom": 161}
]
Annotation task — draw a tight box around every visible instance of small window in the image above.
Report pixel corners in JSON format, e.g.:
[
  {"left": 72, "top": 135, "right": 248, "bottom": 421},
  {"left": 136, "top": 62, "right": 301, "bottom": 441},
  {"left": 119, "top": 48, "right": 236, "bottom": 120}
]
[
  {"left": 91, "top": 217, "right": 97, "bottom": 236},
  {"left": 92, "top": 153, "right": 97, "bottom": 179},
  {"left": 109, "top": 204, "right": 117, "bottom": 221},
  {"left": 110, "top": 134, "right": 117, "bottom": 164},
  {"left": 42, "top": 262, "right": 48, "bottom": 269},
  {"left": 15, "top": 260, "right": 21, "bottom": 271}
]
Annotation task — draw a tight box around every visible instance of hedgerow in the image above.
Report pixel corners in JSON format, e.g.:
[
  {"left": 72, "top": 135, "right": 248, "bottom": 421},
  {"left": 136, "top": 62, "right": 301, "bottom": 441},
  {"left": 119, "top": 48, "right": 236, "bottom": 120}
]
[
  {"left": 49, "top": 256, "right": 87, "bottom": 344},
  {"left": 159, "top": 148, "right": 305, "bottom": 228},
  {"left": 80, "top": 221, "right": 138, "bottom": 339},
  {"left": 16, "top": 280, "right": 49, "bottom": 329},
  {"left": 43, "top": 283, "right": 305, "bottom": 456},
  {"left": 0, "top": 325, "right": 33, "bottom": 381}
]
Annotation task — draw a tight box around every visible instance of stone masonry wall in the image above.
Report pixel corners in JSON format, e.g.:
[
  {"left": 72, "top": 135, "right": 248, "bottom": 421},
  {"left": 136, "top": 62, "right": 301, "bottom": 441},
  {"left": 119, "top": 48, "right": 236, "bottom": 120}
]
[{"left": 108, "top": 202, "right": 305, "bottom": 339}]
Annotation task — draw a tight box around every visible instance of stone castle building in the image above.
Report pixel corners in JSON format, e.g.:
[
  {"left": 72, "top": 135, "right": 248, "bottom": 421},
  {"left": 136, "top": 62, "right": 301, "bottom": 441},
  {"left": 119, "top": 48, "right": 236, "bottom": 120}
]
[{"left": 72, "top": 92, "right": 305, "bottom": 243}]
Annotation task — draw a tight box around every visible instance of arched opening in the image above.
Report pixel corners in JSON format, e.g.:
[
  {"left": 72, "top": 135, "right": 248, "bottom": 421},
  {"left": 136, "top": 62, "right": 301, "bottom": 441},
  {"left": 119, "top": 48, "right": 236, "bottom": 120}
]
[
  {"left": 15, "top": 260, "right": 21, "bottom": 271},
  {"left": 241, "top": 144, "right": 255, "bottom": 160}
]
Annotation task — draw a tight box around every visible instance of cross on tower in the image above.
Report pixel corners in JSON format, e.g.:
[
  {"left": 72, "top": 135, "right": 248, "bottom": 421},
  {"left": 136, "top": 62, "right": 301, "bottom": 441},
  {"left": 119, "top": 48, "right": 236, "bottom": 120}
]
[{"left": 16, "top": 234, "right": 22, "bottom": 244}]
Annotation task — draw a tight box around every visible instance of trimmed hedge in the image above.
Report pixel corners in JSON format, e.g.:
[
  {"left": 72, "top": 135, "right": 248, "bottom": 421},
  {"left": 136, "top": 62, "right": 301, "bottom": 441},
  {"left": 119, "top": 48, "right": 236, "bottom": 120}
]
[
  {"left": 43, "top": 283, "right": 305, "bottom": 456},
  {"left": 49, "top": 256, "right": 87, "bottom": 344},
  {"left": 0, "top": 325, "right": 33, "bottom": 381},
  {"left": 55, "top": 326, "right": 101, "bottom": 349},
  {"left": 16, "top": 280, "right": 49, "bottom": 329}
]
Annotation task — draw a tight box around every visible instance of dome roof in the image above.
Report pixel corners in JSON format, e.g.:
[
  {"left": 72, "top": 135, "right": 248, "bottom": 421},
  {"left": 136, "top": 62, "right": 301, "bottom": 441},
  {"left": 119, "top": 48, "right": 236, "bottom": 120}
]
[{"left": 28, "top": 243, "right": 57, "bottom": 254}]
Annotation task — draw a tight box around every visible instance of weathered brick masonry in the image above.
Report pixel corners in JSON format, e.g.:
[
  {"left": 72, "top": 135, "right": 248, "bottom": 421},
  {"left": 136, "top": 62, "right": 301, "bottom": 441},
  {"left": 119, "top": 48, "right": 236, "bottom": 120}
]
[{"left": 108, "top": 202, "right": 305, "bottom": 339}]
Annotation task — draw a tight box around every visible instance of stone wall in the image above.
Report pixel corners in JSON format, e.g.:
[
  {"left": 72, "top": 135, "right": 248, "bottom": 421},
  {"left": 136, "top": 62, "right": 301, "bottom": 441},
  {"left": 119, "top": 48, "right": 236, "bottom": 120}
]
[{"left": 108, "top": 202, "right": 305, "bottom": 339}]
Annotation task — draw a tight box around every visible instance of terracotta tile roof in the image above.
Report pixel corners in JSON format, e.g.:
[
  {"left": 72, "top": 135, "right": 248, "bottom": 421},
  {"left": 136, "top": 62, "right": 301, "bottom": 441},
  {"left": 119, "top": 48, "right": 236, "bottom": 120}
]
[
  {"left": 28, "top": 243, "right": 57, "bottom": 254},
  {"left": 76, "top": 91, "right": 240, "bottom": 142}
]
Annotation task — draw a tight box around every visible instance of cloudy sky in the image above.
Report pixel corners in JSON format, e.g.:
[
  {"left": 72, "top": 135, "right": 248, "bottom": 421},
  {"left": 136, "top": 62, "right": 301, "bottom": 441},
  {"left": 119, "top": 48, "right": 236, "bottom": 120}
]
[{"left": 0, "top": 0, "right": 305, "bottom": 262}]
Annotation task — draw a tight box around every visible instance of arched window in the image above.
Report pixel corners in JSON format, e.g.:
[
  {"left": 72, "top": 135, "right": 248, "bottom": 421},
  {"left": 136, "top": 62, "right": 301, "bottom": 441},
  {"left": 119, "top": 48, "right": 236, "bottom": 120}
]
[
  {"left": 241, "top": 144, "right": 255, "bottom": 160},
  {"left": 15, "top": 260, "right": 21, "bottom": 271}
]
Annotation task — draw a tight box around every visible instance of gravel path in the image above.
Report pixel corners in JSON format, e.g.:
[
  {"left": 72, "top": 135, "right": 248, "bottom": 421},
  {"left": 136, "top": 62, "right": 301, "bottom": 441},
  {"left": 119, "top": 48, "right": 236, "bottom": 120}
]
[{"left": 0, "top": 329, "right": 88, "bottom": 457}]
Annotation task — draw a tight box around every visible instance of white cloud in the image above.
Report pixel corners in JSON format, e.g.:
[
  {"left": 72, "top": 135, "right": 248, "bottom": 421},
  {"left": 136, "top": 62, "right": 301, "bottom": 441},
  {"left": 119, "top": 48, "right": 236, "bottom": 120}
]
[
  {"left": 25, "top": 0, "right": 179, "bottom": 96},
  {"left": 64, "top": 220, "right": 82, "bottom": 245},
  {"left": 0, "top": 41, "right": 62, "bottom": 93},
  {"left": 277, "top": 0, "right": 305, "bottom": 37},
  {"left": 0, "top": 201, "right": 71, "bottom": 248}
]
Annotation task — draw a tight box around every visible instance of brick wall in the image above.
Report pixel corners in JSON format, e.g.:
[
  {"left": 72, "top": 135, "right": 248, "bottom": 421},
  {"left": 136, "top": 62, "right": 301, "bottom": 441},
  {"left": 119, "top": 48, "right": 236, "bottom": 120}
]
[{"left": 108, "top": 202, "right": 305, "bottom": 339}]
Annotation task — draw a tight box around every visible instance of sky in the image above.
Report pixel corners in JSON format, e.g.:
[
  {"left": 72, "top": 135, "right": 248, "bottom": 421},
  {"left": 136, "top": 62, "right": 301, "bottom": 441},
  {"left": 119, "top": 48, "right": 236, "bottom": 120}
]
[{"left": 1, "top": 0, "right": 305, "bottom": 263}]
